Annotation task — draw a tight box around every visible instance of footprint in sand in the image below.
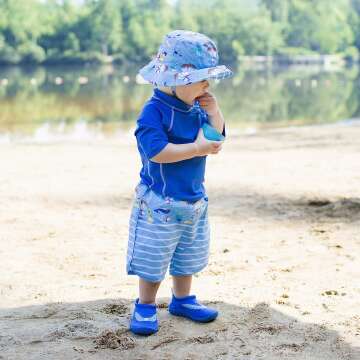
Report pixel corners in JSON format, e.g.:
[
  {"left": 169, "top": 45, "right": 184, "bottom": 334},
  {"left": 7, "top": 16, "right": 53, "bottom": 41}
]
[
  {"left": 274, "top": 342, "right": 306, "bottom": 353},
  {"left": 185, "top": 334, "right": 216, "bottom": 344},
  {"left": 100, "top": 303, "right": 128, "bottom": 315},
  {"left": 94, "top": 329, "right": 136, "bottom": 350},
  {"left": 46, "top": 320, "right": 100, "bottom": 341}
]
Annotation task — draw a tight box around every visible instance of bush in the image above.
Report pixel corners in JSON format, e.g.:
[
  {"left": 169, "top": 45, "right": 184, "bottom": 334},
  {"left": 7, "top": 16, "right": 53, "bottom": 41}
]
[
  {"left": 18, "top": 43, "right": 46, "bottom": 64},
  {"left": 275, "top": 47, "right": 318, "bottom": 57},
  {"left": 0, "top": 45, "right": 22, "bottom": 64},
  {"left": 112, "top": 53, "right": 125, "bottom": 65},
  {"left": 43, "top": 51, "right": 107, "bottom": 65},
  {"left": 342, "top": 46, "right": 359, "bottom": 63}
]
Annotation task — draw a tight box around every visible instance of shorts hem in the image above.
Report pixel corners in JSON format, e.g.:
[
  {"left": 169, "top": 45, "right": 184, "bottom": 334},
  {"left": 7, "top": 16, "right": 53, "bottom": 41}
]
[{"left": 127, "top": 270, "right": 165, "bottom": 283}]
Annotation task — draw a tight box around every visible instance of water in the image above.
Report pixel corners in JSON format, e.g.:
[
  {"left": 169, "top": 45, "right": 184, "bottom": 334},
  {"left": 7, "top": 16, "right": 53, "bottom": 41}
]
[{"left": 0, "top": 64, "right": 359, "bottom": 142}]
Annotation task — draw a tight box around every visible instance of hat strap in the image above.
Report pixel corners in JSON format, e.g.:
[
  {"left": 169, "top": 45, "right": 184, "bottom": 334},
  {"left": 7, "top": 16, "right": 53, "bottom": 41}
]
[{"left": 171, "top": 86, "right": 178, "bottom": 99}]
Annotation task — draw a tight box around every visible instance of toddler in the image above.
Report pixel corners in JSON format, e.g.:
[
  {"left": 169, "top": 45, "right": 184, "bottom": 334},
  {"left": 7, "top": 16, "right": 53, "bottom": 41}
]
[{"left": 126, "top": 30, "right": 233, "bottom": 335}]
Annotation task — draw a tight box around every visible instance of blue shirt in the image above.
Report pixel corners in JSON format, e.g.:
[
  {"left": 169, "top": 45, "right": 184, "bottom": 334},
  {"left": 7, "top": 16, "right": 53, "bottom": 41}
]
[{"left": 134, "top": 88, "right": 225, "bottom": 202}]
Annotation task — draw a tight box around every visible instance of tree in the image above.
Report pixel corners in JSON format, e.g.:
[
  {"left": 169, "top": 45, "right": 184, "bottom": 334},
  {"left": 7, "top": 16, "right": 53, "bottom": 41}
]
[
  {"left": 261, "top": 0, "right": 289, "bottom": 23},
  {"left": 119, "top": 0, "right": 172, "bottom": 62},
  {"left": 285, "top": 0, "right": 353, "bottom": 53},
  {"left": 38, "top": 0, "right": 83, "bottom": 57},
  {"left": 82, "top": 0, "right": 122, "bottom": 56},
  {"left": 237, "top": 8, "right": 284, "bottom": 56},
  {"left": 0, "top": 0, "right": 47, "bottom": 63}
]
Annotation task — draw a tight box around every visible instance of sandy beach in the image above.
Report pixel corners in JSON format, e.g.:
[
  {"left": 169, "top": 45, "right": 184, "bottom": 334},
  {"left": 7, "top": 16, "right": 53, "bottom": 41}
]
[{"left": 0, "top": 123, "right": 359, "bottom": 359}]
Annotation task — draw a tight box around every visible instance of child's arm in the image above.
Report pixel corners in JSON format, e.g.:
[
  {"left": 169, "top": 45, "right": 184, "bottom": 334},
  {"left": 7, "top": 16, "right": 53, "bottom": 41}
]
[
  {"left": 208, "top": 108, "right": 225, "bottom": 134},
  {"left": 151, "top": 128, "right": 222, "bottom": 163},
  {"left": 196, "top": 92, "right": 225, "bottom": 134}
]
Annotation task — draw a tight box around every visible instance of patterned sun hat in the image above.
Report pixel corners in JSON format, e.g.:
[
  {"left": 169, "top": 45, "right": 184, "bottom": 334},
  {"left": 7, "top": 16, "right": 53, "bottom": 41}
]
[{"left": 138, "top": 30, "right": 233, "bottom": 87}]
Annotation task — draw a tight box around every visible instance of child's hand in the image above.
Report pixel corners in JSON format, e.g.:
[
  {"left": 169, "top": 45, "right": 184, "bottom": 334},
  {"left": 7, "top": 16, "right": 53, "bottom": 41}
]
[
  {"left": 194, "top": 128, "right": 223, "bottom": 156},
  {"left": 196, "top": 92, "right": 219, "bottom": 116}
]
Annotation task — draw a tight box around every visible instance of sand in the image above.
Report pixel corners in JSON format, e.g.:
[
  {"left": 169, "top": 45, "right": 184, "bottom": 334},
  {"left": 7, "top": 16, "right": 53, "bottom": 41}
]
[{"left": 0, "top": 124, "right": 359, "bottom": 359}]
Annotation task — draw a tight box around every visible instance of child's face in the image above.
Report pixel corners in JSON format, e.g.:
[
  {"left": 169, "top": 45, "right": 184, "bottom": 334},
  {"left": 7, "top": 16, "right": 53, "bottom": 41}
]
[{"left": 176, "top": 80, "right": 210, "bottom": 105}]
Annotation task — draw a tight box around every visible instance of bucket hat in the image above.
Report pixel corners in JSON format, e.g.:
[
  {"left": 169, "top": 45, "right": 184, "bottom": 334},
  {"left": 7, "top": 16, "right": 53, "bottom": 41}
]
[{"left": 138, "top": 30, "right": 233, "bottom": 87}]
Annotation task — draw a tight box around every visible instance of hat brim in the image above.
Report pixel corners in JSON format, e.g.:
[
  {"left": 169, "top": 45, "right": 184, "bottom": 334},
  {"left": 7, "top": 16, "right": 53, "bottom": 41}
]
[{"left": 138, "top": 60, "right": 233, "bottom": 87}]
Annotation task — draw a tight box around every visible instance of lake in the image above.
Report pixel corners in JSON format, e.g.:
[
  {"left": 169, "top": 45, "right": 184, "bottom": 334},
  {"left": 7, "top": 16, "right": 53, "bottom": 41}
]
[{"left": 0, "top": 64, "right": 359, "bottom": 143}]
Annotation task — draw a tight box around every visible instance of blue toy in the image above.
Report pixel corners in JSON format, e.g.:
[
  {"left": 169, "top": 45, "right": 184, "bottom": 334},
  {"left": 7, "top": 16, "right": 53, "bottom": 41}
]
[{"left": 202, "top": 122, "right": 225, "bottom": 141}]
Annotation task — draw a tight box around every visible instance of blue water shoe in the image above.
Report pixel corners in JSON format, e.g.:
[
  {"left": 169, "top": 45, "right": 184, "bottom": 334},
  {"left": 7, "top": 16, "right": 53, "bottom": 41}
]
[
  {"left": 129, "top": 298, "right": 158, "bottom": 335},
  {"left": 168, "top": 294, "right": 218, "bottom": 322}
]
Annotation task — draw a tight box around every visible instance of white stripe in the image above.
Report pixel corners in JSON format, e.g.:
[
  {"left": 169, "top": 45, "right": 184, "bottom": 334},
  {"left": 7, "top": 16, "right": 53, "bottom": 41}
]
[
  {"left": 132, "top": 248, "right": 175, "bottom": 256},
  {"left": 133, "top": 219, "right": 208, "bottom": 229},
  {"left": 168, "top": 107, "right": 175, "bottom": 131},
  {"left": 128, "top": 238, "right": 178, "bottom": 249},
  {"left": 178, "top": 227, "right": 209, "bottom": 235},
  {"left": 139, "top": 142, "right": 154, "bottom": 188},
  {"left": 181, "top": 304, "right": 206, "bottom": 310},
  {"left": 171, "top": 263, "right": 207, "bottom": 269},
  {"left": 173, "top": 250, "right": 209, "bottom": 256},
  {"left": 136, "top": 225, "right": 209, "bottom": 236},
  {"left": 130, "top": 255, "right": 169, "bottom": 263},
  {"left": 171, "top": 255, "right": 208, "bottom": 263},
  {"left": 131, "top": 217, "right": 208, "bottom": 226},
  {"left": 134, "top": 312, "right": 157, "bottom": 322},
  {"left": 129, "top": 244, "right": 209, "bottom": 258},
  {"left": 135, "top": 229, "right": 209, "bottom": 241},
  {"left": 177, "top": 244, "right": 209, "bottom": 255},
  {"left": 129, "top": 232, "right": 180, "bottom": 242},
  {"left": 180, "top": 239, "right": 209, "bottom": 245},
  {"left": 182, "top": 244, "right": 209, "bottom": 249},
  {"left": 136, "top": 226, "right": 181, "bottom": 234},
  {"left": 128, "top": 234, "right": 208, "bottom": 248},
  {"left": 182, "top": 229, "right": 210, "bottom": 237},
  {"left": 160, "top": 164, "right": 166, "bottom": 197},
  {"left": 180, "top": 233, "right": 209, "bottom": 241},
  {"left": 128, "top": 253, "right": 208, "bottom": 269},
  {"left": 131, "top": 261, "right": 168, "bottom": 270}
]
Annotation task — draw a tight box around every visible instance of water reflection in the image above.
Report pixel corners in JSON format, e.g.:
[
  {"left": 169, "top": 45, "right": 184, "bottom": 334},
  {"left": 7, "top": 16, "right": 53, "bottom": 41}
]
[
  {"left": 0, "top": 64, "right": 359, "bottom": 142},
  {"left": 0, "top": 120, "right": 136, "bottom": 144}
]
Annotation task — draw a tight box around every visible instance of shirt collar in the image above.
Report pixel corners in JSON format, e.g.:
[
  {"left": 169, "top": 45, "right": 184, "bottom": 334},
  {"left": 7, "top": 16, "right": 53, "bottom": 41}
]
[{"left": 153, "top": 88, "right": 194, "bottom": 112}]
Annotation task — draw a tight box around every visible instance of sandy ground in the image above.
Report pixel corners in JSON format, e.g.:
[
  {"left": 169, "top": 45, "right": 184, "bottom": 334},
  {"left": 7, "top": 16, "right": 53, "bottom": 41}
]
[{"left": 0, "top": 124, "right": 359, "bottom": 360}]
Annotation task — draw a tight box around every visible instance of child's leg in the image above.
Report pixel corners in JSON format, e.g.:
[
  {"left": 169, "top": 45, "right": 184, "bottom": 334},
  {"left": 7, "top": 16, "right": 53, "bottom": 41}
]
[
  {"left": 172, "top": 274, "right": 192, "bottom": 298},
  {"left": 166, "top": 197, "right": 217, "bottom": 322},
  {"left": 139, "top": 278, "right": 161, "bottom": 304}
]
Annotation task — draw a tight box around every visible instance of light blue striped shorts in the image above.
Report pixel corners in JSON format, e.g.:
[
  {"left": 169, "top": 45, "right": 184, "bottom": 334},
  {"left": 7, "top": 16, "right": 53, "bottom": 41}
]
[{"left": 126, "top": 183, "right": 210, "bottom": 282}]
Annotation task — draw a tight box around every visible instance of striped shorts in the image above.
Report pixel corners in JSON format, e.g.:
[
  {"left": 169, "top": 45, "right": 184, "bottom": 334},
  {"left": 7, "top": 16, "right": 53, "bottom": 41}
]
[{"left": 126, "top": 183, "right": 210, "bottom": 282}]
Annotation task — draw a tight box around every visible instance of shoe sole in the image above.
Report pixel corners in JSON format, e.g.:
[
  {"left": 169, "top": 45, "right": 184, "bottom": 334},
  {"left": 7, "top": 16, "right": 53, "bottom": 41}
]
[
  {"left": 130, "top": 326, "right": 158, "bottom": 336},
  {"left": 168, "top": 308, "right": 218, "bottom": 323}
]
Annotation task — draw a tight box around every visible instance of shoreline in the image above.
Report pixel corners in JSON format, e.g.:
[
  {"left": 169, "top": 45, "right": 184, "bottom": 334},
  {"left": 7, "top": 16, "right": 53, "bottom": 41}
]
[{"left": 0, "top": 118, "right": 359, "bottom": 146}]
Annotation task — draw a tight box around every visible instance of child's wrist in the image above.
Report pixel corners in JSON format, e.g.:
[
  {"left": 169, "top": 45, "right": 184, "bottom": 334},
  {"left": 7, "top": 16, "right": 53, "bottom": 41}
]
[
  {"left": 193, "top": 142, "right": 199, "bottom": 156},
  {"left": 208, "top": 107, "right": 220, "bottom": 117}
]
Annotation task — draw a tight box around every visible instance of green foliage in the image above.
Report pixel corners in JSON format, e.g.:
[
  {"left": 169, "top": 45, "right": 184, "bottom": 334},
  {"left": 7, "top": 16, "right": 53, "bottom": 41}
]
[
  {"left": 82, "top": 0, "right": 123, "bottom": 55},
  {"left": 0, "top": 0, "right": 360, "bottom": 64},
  {"left": 275, "top": 47, "right": 318, "bottom": 56},
  {"left": 343, "top": 46, "right": 360, "bottom": 62},
  {"left": 284, "top": 0, "right": 353, "bottom": 53},
  {"left": 237, "top": 8, "right": 284, "bottom": 56},
  {"left": 120, "top": 0, "right": 173, "bottom": 62}
]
